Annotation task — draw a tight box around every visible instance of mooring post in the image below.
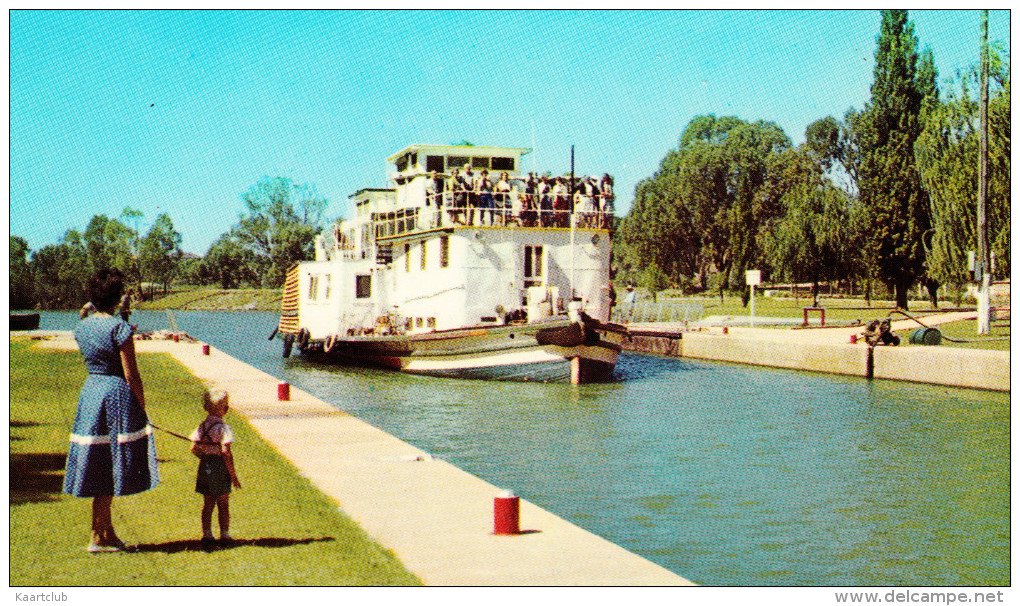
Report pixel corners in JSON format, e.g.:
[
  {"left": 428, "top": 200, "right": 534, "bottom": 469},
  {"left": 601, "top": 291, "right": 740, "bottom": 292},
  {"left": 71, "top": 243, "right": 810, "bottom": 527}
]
[{"left": 493, "top": 489, "right": 521, "bottom": 535}]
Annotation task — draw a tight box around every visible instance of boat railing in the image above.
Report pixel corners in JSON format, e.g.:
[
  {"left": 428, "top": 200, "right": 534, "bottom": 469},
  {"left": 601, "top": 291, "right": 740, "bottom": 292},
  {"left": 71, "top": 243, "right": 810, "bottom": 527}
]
[{"left": 374, "top": 194, "right": 616, "bottom": 239}]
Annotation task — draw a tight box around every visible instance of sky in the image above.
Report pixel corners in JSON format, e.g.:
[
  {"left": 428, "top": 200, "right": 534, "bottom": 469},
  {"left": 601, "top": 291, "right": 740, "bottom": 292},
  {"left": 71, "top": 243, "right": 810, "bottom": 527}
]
[{"left": 8, "top": 9, "right": 1012, "bottom": 256}]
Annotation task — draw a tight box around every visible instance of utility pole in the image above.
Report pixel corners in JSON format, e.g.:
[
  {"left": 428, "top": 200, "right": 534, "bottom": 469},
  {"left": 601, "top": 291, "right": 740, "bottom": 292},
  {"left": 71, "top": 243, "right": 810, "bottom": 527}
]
[{"left": 976, "top": 10, "right": 991, "bottom": 334}]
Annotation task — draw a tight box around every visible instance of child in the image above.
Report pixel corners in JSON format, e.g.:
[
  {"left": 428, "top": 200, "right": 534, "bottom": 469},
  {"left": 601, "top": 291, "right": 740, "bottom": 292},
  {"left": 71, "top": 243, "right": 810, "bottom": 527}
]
[{"left": 189, "top": 388, "right": 242, "bottom": 544}]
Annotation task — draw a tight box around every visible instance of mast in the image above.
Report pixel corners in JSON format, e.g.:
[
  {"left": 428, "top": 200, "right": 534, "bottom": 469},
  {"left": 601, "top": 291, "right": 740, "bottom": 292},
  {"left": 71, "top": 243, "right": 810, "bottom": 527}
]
[{"left": 569, "top": 145, "right": 576, "bottom": 301}]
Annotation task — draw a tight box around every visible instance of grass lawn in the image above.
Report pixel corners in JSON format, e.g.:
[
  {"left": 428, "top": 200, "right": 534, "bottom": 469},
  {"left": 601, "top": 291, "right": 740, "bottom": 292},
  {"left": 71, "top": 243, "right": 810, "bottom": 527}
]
[
  {"left": 9, "top": 338, "right": 422, "bottom": 586},
  {"left": 137, "top": 288, "right": 281, "bottom": 312},
  {"left": 629, "top": 293, "right": 956, "bottom": 324},
  {"left": 626, "top": 292, "right": 1009, "bottom": 351},
  {"left": 892, "top": 318, "right": 1011, "bottom": 351}
]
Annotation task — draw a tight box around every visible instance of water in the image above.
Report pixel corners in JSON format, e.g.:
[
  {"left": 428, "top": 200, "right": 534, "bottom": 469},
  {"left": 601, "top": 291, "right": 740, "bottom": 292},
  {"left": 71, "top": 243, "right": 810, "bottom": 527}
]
[{"left": 29, "top": 310, "right": 1010, "bottom": 585}]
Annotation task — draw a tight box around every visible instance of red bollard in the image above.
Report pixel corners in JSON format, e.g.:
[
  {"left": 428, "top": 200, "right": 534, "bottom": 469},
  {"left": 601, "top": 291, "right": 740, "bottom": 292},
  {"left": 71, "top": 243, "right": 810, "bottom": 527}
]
[
  {"left": 493, "top": 490, "right": 520, "bottom": 535},
  {"left": 849, "top": 334, "right": 858, "bottom": 344},
  {"left": 722, "top": 326, "right": 729, "bottom": 335},
  {"left": 202, "top": 344, "right": 211, "bottom": 355},
  {"left": 173, "top": 334, "right": 180, "bottom": 342},
  {"left": 277, "top": 382, "right": 290, "bottom": 401}
]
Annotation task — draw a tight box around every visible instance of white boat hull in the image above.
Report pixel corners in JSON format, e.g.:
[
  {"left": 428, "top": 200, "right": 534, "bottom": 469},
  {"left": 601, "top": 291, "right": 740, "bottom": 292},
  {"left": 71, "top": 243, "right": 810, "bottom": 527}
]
[{"left": 293, "top": 318, "right": 620, "bottom": 383}]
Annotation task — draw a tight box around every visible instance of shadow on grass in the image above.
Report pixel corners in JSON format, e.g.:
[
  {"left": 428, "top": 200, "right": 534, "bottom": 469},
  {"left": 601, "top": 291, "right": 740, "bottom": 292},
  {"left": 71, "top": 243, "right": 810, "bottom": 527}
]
[
  {"left": 132, "top": 536, "right": 336, "bottom": 554},
  {"left": 10, "top": 420, "right": 46, "bottom": 442},
  {"left": 10, "top": 452, "right": 65, "bottom": 505}
]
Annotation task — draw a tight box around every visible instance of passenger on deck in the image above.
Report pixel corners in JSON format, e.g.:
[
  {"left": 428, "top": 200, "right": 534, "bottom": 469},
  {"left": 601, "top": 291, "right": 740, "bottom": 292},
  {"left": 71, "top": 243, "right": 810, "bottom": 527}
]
[
  {"left": 574, "top": 176, "right": 598, "bottom": 227},
  {"left": 552, "top": 177, "right": 570, "bottom": 227},
  {"left": 475, "top": 169, "right": 493, "bottom": 226},
  {"left": 463, "top": 166, "right": 477, "bottom": 225},
  {"left": 494, "top": 171, "right": 512, "bottom": 226},
  {"left": 600, "top": 174, "right": 615, "bottom": 228},
  {"left": 537, "top": 176, "right": 553, "bottom": 227},
  {"left": 453, "top": 168, "right": 470, "bottom": 224},
  {"left": 425, "top": 171, "right": 444, "bottom": 226},
  {"left": 522, "top": 173, "right": 538, "bottom": 227}
]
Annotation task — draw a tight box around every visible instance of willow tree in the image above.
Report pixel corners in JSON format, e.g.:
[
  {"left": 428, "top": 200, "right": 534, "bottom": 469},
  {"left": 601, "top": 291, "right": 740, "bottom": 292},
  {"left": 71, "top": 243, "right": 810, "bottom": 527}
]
[
  {"left": 850, "top": 10, "right": 935, "bottom": 309},
  {"left": 759, "top": 146, "right": 859, "bottom": 305},
  {"left": 915, "top": 50, "right": 1011, "bottom": 298},
  {"left": 617, "top": 115, "right": 790, "bottom": 295}
]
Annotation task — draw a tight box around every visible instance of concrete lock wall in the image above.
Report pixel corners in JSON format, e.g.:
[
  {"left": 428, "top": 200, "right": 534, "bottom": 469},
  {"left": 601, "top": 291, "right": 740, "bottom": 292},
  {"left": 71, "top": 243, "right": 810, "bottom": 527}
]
[
  {"left": 871, "top": 346, "right": 1010, "bottom": 392},
  {"left": 617, "top": 330, "right": 1009, "bottom": 392},
  {"left": 681, "top": 333, "right": 870, "bottom": 377}
]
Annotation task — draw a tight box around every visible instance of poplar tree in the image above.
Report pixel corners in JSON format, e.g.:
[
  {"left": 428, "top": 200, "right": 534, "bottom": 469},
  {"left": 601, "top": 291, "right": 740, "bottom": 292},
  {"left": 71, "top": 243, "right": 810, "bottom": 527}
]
[{"left": 850, "top": 10, "right": 934, "bottom": 309}]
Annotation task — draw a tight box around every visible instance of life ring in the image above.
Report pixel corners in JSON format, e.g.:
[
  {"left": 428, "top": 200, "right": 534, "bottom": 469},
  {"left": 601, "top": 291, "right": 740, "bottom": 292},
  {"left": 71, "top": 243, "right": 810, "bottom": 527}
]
[{"left": 324, "top": 334, "right": 338, "bottom": 353}]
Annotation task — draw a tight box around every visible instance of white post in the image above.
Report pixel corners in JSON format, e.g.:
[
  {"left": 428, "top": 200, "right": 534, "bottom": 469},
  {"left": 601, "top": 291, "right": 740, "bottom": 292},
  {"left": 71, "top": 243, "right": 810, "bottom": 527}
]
[
  {"left": 746, "top": 270, "right": 761, "bottom": 328},
  {"left": 978, "top": 274, "right": 991, "bottom": 334},
  {"left": 750, "top": 285, "right": 756, "bottom": 327}
]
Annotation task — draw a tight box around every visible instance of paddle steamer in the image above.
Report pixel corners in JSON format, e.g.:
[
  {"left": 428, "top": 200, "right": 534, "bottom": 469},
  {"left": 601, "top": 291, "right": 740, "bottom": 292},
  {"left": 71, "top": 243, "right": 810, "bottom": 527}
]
[{"left": 275, "top": 144, "right": 622, "bottom": 383}]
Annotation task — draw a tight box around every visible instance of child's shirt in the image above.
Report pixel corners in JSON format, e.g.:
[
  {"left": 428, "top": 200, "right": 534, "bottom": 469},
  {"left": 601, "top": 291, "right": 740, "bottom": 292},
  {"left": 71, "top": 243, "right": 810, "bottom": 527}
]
[{"left": 189, "top": 414, "right": 234, "bottom": 456}]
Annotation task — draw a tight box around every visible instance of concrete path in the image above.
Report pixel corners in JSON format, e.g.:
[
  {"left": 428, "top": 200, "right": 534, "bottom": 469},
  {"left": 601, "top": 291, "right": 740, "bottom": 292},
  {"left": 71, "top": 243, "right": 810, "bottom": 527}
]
[{"left": 29, "top": 332, "right": 693, "bottom": 586}]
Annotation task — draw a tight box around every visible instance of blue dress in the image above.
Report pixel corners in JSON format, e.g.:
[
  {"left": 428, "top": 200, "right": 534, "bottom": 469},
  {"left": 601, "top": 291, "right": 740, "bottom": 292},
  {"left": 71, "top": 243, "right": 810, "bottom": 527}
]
[{"left": 63, "top": 315, "right": 159, "bottom": 497}]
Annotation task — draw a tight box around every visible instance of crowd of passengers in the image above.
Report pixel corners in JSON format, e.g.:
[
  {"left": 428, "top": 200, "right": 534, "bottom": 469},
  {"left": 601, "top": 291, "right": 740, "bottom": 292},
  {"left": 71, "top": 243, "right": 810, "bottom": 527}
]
[{"left": 421, "top": 168, "right": 615, "bottom": 228}]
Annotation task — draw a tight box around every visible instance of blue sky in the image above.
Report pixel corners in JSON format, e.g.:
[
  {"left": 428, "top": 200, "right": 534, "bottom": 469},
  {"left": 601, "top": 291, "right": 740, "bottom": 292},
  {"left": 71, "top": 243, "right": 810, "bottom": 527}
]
[{"left": 9, "top": 9, "right": 1011, "bottom": 256}]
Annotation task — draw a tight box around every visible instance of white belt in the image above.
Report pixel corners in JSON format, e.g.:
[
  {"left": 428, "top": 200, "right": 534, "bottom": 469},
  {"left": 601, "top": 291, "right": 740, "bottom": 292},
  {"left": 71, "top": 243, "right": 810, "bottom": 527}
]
[{"left": 70, "top": 424, "right": 153, "bottom": 445}]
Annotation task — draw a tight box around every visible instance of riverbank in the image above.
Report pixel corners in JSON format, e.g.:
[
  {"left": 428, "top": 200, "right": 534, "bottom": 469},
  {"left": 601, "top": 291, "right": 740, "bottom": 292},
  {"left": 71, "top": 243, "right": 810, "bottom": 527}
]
[
  {"left": 615, "top": 311, "right": 1009, "bottom": 392},
  {"left": 18, "top": 332, "right": 693, "bottom": 586},
  {"left": 9, "top": 337, "right": 420, "bottom": 586},
  {"left": 135, "top": 288, "right": 281, "bottom": 312}
]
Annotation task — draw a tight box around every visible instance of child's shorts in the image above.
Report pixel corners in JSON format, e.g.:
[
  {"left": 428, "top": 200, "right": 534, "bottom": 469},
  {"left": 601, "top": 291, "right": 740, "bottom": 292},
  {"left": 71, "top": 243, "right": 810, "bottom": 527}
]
[{"left": 195, "top": 455, "right": 231, "bottom": 496}]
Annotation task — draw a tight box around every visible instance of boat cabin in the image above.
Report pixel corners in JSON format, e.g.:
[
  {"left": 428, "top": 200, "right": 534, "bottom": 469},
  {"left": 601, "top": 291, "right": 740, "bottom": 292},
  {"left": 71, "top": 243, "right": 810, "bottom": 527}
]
[{"left": 295, "top": 144, "right": 615, "bottom": 341}]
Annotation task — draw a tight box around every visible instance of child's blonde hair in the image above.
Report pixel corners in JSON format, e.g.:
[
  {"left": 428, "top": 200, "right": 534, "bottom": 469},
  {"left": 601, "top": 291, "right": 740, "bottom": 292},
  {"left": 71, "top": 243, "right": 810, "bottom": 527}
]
[{"left": 203, "top": 388, "right": 230, "bottom": 413}]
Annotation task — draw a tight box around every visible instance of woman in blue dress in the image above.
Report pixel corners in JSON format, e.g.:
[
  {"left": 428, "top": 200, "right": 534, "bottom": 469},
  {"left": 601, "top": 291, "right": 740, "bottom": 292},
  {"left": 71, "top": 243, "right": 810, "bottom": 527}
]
[{"left": 64, "top": 268, "right": 159, "bottom": 552}]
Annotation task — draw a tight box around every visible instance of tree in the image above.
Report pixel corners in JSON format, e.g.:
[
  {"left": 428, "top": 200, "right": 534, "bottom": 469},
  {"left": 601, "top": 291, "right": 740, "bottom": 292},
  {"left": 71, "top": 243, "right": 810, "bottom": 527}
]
[
  {"left": 616, "top": 115, "right": 790, "bottom": 296},
  {"left": 234, "top": 177, "right": 327, "bottom": 288},
  {"left": 119, "top": 206, "right": 145, "bottom": 286},
  {"left": 139, "top": 213, "right": 183, "bottom": 294},
  {"left": 760, "top": 147, "right": 859, "bottom": 305},
  {"left": 30, "top": 231, "right": 91, "bottom": 309},
  {"left": 83, "top": 215, "right": 111, "bottom": 274},
  {"left": 201, "top": 232, "right": 259, "bottom": 289},
  {"left": 10, "top": 236, "right": 35, "bottom": 309},
  {"left": 850, "top": 10, "right": 935, "bottom": 309},
  {"left": 915, "top": 51, "right": 1011, "bottom": 296}
]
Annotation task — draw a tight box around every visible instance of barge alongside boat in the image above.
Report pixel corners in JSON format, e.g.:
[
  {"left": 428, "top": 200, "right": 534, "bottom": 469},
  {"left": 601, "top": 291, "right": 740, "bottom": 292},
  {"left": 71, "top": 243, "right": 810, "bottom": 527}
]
[{"left": 275, "top": 144, "right": 622, "bottom": 383}]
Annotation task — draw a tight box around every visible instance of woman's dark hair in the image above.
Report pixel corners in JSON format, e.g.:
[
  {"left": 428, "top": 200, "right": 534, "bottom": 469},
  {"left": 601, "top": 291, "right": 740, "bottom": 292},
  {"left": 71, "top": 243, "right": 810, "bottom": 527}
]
[{"left": 88, "top": 268, "right": 125, "bottom": 311}]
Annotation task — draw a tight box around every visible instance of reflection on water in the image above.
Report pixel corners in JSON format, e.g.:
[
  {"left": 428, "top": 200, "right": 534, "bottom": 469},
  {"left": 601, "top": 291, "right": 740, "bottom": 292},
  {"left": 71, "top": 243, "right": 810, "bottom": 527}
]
[{"left": 32, "top": 310, "right": 1010, "bottom": 585}]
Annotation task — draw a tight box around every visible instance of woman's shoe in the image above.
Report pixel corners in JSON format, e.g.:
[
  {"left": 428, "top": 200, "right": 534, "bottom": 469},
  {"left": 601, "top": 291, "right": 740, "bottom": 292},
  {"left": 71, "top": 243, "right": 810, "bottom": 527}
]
[{"left": 87, "top": 542, "right": 122, "bottom": 553}]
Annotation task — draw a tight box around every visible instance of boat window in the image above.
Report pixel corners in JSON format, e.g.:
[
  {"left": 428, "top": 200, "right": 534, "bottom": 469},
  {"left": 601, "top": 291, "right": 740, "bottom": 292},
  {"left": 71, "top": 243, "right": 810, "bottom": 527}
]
[
  {"left": 448, "top": 156, "right": 469, "bottom": 169},
  {"left": 426, "top": 155, "right": 445, "bottom": 173},
  {"left": 324, "top": 275, "right": 332, "bottom": 300},
  {"left": 427, "top": 317, "right": 436, "bottom": 328},
  {"left": 405, "top": 243, "right": 411, "bottom": 272},
  {"left": 410, "top": 153, "right": 418, "bottom": 167},
  {"left": 440, "top": 235, "right": 449, "bottom": 267},
  {"left": 355, "top": 275, "right": 371, "bottom": 299},
  {"left": 395, "top": 155, "right": 409, "bottom": 172},
  {"left": 471, "top": 157, "right": 489, "bottom": 169},
  {"left": 524, "top": 245, "right": 543, "bottom": 287},
  {"left": 308, "top": 275, "right": 319, "bottom": 300},
  {"left": 491, "top": 157, "right": 514, "bottom": 171},
  {"left": 420, "top": 240, "right": 427, "bottom": 270}
]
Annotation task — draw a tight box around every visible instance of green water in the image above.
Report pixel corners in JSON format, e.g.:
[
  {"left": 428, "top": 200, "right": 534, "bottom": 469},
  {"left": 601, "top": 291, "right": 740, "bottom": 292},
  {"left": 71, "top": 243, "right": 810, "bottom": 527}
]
[{"left": 37, "top": 311, "right": 1013, "bottom": 585}]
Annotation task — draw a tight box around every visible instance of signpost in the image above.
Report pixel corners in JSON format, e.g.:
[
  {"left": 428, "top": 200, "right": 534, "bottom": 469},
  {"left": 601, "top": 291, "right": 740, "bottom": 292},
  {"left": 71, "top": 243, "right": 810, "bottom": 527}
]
[{"left": 746, "top": 270, "right": 761, "bottom": 328}]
